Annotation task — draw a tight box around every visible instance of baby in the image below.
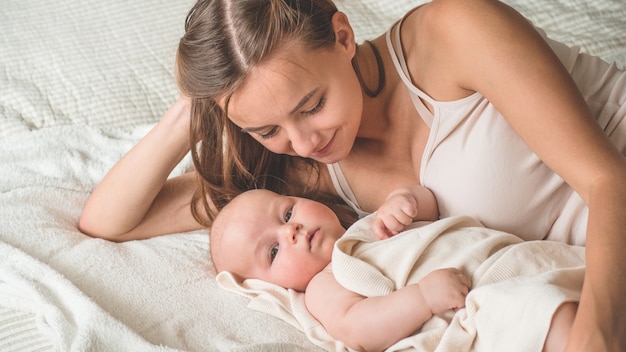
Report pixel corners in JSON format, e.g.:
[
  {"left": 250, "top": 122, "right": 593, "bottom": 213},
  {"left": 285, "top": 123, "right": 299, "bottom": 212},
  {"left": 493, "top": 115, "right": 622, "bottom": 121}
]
[{"left": 210, "top": 187, "right": 581, "bottom": 352}]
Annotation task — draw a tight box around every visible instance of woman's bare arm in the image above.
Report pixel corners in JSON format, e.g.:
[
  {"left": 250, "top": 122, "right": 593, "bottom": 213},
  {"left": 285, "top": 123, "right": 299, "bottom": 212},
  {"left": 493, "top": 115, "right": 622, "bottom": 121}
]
[
  {"left": 79, "top": 97, "right": 205, "bottom": 241},
  {"left": 410, "top": 0, "right": 626, "bottom": 349}
]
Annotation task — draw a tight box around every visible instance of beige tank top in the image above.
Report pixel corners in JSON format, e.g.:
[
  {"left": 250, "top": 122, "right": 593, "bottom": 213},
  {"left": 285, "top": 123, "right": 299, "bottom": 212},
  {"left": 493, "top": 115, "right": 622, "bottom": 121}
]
[{"left": 328, "top": 19, "right": 626, "bottom": 245}]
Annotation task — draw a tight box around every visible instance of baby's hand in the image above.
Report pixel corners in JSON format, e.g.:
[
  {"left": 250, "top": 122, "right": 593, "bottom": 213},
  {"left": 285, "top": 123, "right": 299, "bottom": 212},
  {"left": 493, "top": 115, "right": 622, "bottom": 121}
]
[
  {"left": 373, "top": 188, "right": 419, "bottom": 239},
  {"left": 418, "top": 268, "right": 471, "bottom": 315}
]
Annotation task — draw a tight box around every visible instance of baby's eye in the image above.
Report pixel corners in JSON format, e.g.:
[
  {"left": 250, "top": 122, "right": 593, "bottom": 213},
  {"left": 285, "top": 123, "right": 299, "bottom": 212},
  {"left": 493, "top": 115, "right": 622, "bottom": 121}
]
[
  {"left": 284, "top": 208, "right": 293, "bottom": 222},
  {"left": 270, "top": 244, "right": 279, "bottom": 262}
]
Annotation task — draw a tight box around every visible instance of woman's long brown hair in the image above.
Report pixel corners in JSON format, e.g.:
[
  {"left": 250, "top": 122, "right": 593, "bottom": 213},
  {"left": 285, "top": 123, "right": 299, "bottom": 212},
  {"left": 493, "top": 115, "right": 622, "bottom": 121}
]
[{"left": 176, "top": 0, "right": 357, "bottom": 228}]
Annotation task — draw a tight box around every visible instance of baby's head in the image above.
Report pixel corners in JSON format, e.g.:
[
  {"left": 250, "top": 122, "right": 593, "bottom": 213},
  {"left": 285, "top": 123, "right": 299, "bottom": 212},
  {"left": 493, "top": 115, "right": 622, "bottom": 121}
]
[{"left": 210, "top": 189, "right": 345, "bottom": 291}]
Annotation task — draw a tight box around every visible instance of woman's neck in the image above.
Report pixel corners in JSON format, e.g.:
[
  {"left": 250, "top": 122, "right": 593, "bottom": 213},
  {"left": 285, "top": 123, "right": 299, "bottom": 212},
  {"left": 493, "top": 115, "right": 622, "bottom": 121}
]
[{"left": 354, "top": 37, "right": 396, "bottom": 142}]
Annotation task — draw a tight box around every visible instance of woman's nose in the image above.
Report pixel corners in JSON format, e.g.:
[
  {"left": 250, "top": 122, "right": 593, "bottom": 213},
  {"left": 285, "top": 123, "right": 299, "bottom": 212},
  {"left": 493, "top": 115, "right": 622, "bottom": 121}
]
[{"left": 288, "top": 127, "right": 321, "bottom": 158}]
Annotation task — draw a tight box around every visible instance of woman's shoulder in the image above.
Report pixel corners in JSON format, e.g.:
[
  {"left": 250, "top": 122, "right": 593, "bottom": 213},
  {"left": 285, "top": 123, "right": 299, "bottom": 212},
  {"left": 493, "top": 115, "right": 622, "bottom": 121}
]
[
  {"left": 397, "top": 0, "right": 469, "bottom": 64},
  {"left": 391, "top": 0, "right": 481, "bottom": 101},
  {"left": 398, "top": 0, "right": 536, "bottom": 99},
  {"left": 401, "top": 0, "right": 518, "bottom": 43}
]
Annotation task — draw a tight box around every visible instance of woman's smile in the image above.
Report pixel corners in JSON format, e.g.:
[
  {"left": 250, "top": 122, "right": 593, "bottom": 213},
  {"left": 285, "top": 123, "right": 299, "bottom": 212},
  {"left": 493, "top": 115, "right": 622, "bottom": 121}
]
[{"left": 311, "top": 131, "right": 337, "bottom": 159}]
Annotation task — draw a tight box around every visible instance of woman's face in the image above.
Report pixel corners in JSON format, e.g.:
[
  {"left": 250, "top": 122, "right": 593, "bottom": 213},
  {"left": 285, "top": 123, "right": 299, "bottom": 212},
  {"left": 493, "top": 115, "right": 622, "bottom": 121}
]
[{"left": 222, "top": 40, "right": 363, "bottom": 164}]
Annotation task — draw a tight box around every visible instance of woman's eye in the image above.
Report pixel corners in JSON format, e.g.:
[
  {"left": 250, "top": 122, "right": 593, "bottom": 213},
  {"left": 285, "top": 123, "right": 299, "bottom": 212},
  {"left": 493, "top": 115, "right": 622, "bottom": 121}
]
[
  {"left": 270, "top": 244, "right": 279, "bottom": 262},
  {"left": 284, "top": 208, "right": 293, "bottom": 222},
  {"left": 302, "top": 96, "right": 326, "bottom": 116},
  {"left": 259, "top": 127, "right": 278, "bottom": 140}
]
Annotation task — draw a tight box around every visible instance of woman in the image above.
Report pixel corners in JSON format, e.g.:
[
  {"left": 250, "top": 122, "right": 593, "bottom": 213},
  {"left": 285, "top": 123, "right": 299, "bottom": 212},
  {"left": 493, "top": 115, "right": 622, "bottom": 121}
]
[{"left": 80, "top": 0, "right": 626, "bottom": 350}]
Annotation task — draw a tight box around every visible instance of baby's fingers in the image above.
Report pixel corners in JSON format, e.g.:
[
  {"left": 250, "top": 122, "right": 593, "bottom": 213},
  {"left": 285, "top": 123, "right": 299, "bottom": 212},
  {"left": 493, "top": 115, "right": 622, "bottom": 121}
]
[
  {"left": 382, "top": 216, "right": 405, "bottom": 235},
  {"left": 449, "top": 269, "right": 472, "bottom": 293},
  {"left": 459, "top": 273, "right": 472, "bottom": 292},
  {"left": 372, "top": 217, "right": 393, "bottom": 239},
  {"left": 451, "top": 273, "right": 471, "bottom": 310},
  {"left": 394, "top": 209, "right": 415, "bottom": 227}
]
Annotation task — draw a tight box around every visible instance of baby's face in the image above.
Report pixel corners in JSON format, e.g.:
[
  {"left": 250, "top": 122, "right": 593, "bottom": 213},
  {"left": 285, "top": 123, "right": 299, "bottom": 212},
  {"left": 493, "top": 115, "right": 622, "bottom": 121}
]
[{"left": 215, "top": 190, "right": 345, "bottom": 291}]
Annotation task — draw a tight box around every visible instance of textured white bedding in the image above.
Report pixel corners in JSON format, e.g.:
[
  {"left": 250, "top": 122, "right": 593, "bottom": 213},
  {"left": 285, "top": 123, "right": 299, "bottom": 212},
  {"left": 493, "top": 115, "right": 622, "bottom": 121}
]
[{"left": 0, "top": 0, "right": 624, "bottom": 351}]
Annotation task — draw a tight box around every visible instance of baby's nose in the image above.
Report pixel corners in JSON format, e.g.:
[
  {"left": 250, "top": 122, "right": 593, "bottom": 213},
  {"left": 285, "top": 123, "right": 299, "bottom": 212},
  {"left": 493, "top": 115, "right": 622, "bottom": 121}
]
[{"left": 283, "top": 223, "right": 304, "bottom": 243}]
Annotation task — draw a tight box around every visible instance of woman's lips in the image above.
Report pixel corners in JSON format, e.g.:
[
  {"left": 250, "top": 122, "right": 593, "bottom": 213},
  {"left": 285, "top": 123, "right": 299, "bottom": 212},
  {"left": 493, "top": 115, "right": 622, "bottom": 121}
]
[{"left": 311, "top": 132, "right": 336, "bottom": 158}]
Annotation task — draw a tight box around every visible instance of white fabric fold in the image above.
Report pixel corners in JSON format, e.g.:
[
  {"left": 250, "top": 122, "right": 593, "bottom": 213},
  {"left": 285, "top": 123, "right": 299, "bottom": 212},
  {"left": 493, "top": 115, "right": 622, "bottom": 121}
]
[{"left": 219, "top": 215, "right": 585, "bottom": 352}]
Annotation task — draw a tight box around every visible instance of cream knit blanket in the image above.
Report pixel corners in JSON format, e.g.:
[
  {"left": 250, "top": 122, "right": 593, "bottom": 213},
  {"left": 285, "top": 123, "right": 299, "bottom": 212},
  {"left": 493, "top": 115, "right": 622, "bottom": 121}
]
[{"left": 218, "top": 215, "right": 585, "bottom": 351}]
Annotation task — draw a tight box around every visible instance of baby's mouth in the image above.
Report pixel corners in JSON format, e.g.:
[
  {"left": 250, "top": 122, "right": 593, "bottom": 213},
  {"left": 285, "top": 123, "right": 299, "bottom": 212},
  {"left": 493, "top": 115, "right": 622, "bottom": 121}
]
[{"left": 307, "top": 229, "right": 319, "bottom": 249}]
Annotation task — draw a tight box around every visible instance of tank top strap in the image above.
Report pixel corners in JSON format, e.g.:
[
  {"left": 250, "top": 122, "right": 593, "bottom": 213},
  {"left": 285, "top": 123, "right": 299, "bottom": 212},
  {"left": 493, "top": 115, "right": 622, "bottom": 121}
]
[
  {"left": 326, "top": 163, "right": 370, "bottom": 218},
  {"left": 386, "top": 19, "right": 436, "bottom": 127}
]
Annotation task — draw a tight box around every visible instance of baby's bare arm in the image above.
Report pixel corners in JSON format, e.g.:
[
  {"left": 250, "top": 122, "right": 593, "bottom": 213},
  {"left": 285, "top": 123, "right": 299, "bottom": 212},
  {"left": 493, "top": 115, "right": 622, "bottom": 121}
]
[{"left": 305, "top": 267, "right": 469, "bottom": 351}]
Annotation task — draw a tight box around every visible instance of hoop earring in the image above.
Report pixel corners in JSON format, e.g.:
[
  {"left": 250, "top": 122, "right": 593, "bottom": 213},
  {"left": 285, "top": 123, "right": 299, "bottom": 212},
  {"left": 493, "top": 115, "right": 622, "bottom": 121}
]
[{"left": 351, "top": 40, "right": 386, "bottom": 97}]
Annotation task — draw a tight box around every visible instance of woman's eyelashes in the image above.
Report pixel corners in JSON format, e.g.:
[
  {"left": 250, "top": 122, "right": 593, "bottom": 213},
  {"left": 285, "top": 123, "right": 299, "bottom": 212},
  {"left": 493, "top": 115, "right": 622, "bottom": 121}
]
[
  {"left": 259, "top": 127, "right": 278, "bottom": 140},
  {"left": 302, "top": 96, "right": 326, "bottom": 116},
  {"left": 257, "top": 96, "right": 326, "bottom": 140}
]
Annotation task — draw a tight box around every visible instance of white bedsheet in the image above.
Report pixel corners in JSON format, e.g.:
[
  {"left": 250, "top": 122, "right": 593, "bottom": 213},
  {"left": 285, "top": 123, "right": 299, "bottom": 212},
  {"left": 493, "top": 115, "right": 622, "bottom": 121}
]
[
  {"left": 1, "top": 0, "right": 624, "bottom": 350},
  {"left": 0, "top": 125, "right": 316, "bottom": 351}
]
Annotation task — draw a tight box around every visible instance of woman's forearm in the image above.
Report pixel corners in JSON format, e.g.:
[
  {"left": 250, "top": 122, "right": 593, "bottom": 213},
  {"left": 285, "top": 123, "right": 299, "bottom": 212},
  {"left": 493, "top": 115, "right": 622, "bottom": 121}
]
[
  {"left": 567, "top": 177, "right": 626, "bottom": 351},
  {"left": 79, "top": 97, "right": 200, "bottom": 240}
]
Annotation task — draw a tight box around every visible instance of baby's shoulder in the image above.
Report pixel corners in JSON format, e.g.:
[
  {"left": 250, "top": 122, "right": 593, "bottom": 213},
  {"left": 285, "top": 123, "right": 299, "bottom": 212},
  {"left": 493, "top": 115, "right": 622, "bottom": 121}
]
[{"left": 306, "top": 263, "right": 334, "bottom": 292}]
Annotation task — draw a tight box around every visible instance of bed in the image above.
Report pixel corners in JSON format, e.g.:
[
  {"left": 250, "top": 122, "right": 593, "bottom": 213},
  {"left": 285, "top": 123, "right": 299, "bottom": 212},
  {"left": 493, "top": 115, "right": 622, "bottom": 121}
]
[{"left": 0, "top": 0, "right": 624, "bottom": 351}]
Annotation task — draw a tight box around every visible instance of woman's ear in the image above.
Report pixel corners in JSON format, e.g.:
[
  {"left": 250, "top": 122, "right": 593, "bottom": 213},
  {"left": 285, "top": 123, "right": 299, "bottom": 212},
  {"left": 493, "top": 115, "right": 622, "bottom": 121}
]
[{"left": 331, "top": 12, "right": 356, "bottom": 57}]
